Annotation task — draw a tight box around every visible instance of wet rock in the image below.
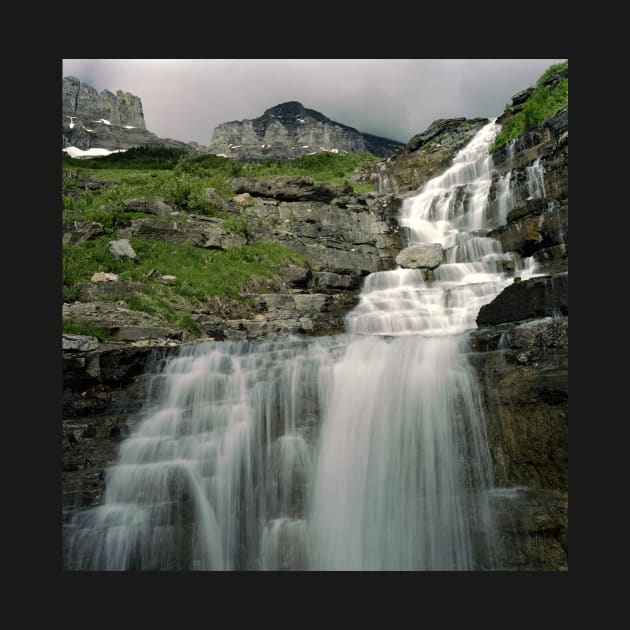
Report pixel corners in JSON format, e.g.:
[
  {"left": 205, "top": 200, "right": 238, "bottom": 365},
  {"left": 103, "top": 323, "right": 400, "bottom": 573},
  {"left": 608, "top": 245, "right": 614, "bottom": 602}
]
[{"left": 476, "top": 273, "right": 568, "bottom": 326}]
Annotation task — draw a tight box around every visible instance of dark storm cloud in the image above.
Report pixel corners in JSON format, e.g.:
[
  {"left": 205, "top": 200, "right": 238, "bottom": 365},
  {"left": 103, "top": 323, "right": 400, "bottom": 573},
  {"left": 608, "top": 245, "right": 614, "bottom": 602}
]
[{"left": 62, "top": 59, "right": 566, "bottom": 145}]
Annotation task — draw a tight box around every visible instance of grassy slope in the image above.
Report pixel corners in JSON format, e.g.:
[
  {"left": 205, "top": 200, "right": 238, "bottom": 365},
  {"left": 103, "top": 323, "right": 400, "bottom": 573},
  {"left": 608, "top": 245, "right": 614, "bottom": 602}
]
[
  {"left": 62, "top": 151, "right": 377, "bottom": 338},
  {"left": 492, "top": 60, "right": 568, "bottom": 152}
]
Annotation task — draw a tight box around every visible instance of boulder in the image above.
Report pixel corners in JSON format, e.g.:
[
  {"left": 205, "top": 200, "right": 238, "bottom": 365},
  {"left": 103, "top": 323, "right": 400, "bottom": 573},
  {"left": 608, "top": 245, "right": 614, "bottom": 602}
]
[
  {"left": 123, "top": 198, "right": 174, "bottom": 217},
  {"left": 203, "top": 187, "right": 231, "bottom": 212},
  {"left": 62, "top": 334, "right": 99, "bottom": 352},
  {"left": 476, "top": 273, "right": 568, "bottom": 326},
  {"left": 62, "top": 221, "right": 104, "bottom": 246},
  {"left": 90, "top": 272, "right": 118, "bottom": 283},
  {"left": 395, "top": 243, "right": 443, "bottom": 269},
  {"left": 232, "top": 193, "right": 254, "bottom": 204},
  {"left": 108, "top": 239, "right": 138, "bottom": 262}
]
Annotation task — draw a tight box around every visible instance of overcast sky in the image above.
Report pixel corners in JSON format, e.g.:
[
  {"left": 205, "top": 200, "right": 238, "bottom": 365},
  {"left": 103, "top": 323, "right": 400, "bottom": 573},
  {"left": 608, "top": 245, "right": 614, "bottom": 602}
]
[{"left": 62, "top": 59, "right": 566, "bottom": 145}]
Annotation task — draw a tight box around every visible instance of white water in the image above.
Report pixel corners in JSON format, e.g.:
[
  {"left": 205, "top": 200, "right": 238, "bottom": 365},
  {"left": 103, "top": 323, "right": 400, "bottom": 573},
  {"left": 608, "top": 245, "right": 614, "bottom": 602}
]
[{"left": 66, "top": 120, "right": 544, "bottom": 571}]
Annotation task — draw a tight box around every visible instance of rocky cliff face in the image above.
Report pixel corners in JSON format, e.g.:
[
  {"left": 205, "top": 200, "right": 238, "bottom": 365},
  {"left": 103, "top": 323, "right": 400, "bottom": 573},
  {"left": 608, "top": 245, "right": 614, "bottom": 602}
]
[
  {"left": 62, "top": 76, "right": 192, "bottom": 152},
  {"left": 470, "top": 102, "right": 568, "bottom": 569},
  {"left": 359, "top": 117, "right": 489, "bottom": 194},
  {"left": 208, "top": 101, "right": 404, "bottom": 161}
]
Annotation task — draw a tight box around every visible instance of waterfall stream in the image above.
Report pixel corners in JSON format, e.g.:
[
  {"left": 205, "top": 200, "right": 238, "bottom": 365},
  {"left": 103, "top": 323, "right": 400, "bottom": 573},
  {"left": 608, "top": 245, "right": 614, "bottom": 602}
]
[{"left": 66, "top": 120, "right": 545, "bottom": 571}]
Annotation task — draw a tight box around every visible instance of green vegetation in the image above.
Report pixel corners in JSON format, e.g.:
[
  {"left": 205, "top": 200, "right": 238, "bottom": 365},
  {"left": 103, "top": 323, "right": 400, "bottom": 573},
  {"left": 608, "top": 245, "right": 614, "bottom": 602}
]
[
  {"left": 63, "top": 234, "right": 307, "bottom": 322},
  {"left": 62, "top": 147, "right": 376, "bottom": 337},
  {"left": 492, "top": 61, "right": 568, "bottom": 152},
  {"left": 62, "top": 320, "right": 113, "bottom": 341},
  {"left": 63, "top": 146, "right": 188, "bottom": 170}
]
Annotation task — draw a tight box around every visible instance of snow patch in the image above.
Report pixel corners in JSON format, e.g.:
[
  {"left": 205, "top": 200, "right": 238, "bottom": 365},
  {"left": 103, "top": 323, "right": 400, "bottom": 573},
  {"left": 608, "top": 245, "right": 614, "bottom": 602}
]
[
  {"left": 302, "top": 145, "right": 309, "bottom": 148},
  {"left": 123, "top": 125, "right": 136, "bottom": 129},
  {"left": 93, "top": 118, "right": 111, "bottom": 125},
  {"left": 66, "top": 115, "right": 76, "bottom": 129},
  {"left": 63, "top": 146, "right": 127, "bottom": 159}
]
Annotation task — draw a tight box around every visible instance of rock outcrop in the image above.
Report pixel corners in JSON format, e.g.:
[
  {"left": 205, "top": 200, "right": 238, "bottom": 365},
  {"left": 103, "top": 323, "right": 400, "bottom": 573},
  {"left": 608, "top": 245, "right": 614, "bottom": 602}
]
[
  {"left": 359, "top": 117, "right": 489, "bottom": 194},
  {"left": 476, "top": 273, "right": 568, "bottom": 326},
  {"left": 63, "top": 76, "right": 194, "bottom": 153},
  {"left": 63, "top": 176, "right": 403, "bottom": 345},
  {"left": 469, "top": 315, "right": 568, "bottom": 570},
  {"left": 208, "top": 101, "right": 404, "bottom": 161},
  {"left": 487, "top": 106, "right": 568, "bottom": 274}
]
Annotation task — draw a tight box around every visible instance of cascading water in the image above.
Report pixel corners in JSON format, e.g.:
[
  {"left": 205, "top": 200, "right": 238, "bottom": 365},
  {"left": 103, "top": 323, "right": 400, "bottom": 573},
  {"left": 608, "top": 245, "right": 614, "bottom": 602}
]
[{"left": 65, "top": 119, "right": 542, "bottom": 571}]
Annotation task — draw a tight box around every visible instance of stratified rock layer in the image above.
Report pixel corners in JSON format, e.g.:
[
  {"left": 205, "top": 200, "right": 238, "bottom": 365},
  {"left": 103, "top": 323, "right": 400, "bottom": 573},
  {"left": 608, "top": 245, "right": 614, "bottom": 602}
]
[
  {"left": 63, "top": 76, "right": 193, "bottom": 152},
  {"left": 208, "top": 101, "right": 404, "bottom": 161}
]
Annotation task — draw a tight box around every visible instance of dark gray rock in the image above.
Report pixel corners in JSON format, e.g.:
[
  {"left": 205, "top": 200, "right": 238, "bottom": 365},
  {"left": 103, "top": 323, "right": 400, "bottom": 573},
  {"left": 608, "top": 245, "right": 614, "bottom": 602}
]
[
  {"left": 476, "top": 273, "right": 568, "bottom": 326},
  {"left": 63, "top": 221, "right": 105, "bottom": 246},
  {"left": 469, "top": 315, "right": 568, "bottom": 570},
  {"left": 404, "top": 117, "right": 489, "bottom": 153},
  {"left": 511, "top": 87, "right": 535, "bottom": 107},
  {"left": 125, "top": 217, "right": 246, "bottom": 250},
  {"left": 228, "top": 176, "right": 351, "bottom": 202}
]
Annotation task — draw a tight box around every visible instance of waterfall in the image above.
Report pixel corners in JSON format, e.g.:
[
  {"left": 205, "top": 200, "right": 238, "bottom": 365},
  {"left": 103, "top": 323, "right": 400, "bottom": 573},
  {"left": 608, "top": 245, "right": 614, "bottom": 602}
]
[{"left": 65, "top": 119, "right": 542, "bottom": 571}]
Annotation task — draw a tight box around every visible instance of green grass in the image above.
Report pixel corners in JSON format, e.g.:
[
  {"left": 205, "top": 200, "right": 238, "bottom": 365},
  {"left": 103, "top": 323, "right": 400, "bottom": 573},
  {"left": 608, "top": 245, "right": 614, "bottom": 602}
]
[
  {"left": 492, "top": 61, "right": 568, "bottom": 152},
  {"left": 62, "top": 320, "right": 113, "bottom": 340},
  {"left": 63, "top": 236, "right": 307, "bottom": 306},
  {"left": 63, "top": 149, "right": 377, "bottom": 202},
  {"left": 62, "top": 147, "right": 375, "bottom": 336},
  {"left": 536, "top": 60, "right": 568, "bottom": 87}
]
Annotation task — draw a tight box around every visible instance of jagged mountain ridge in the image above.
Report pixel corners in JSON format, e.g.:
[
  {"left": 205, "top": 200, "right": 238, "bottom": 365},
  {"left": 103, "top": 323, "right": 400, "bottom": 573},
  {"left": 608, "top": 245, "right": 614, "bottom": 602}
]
[
  {"left": 208, "top": 101, "right": 404, "bottom": 161},
  {"left": 62, "top": 76, "right": 194, "bottom": 153}
]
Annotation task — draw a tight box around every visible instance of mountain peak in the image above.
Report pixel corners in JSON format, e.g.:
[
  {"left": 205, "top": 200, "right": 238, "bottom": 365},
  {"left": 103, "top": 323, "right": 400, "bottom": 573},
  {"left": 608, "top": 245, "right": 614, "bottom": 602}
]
[
  {"left": 263, "top": 101, "right": 308, "bottom": 118},
  {"left": 210, "top": 102, "right": 403, "bottom": 161}
]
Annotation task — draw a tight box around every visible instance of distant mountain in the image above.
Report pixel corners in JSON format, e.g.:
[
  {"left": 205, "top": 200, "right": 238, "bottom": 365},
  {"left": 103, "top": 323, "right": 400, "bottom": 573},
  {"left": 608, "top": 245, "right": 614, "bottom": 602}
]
[
  {"left": 62, "top": 77, "right": 194, "bottom": 156},
  {"left": 208, "top": 101, "right": 404, "bottom": 161}
]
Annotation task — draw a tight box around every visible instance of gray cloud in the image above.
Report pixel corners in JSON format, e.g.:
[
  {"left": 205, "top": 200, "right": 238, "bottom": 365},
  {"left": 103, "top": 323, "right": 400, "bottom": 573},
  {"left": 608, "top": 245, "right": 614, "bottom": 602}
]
[{"left": 62, "top": 59, "right": 566, "bottom": 146}]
